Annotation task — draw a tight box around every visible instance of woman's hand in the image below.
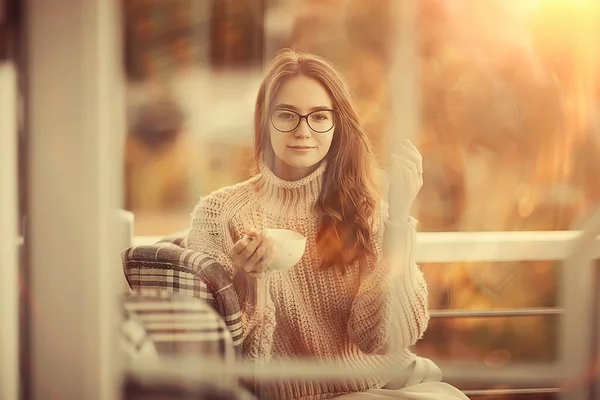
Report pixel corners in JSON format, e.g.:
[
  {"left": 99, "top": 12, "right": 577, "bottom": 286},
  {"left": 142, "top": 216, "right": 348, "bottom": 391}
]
[
  {"left": 229, "top": 228, "right": 277, "bottom": 277},
  {"left": 388, "top": 139, "right": 423, "bottom": 223}
]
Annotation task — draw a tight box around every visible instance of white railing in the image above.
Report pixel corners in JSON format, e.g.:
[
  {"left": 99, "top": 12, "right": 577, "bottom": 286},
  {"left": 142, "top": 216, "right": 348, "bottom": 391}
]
[
  {"left": 132, "top": 231, "right": 600, "bottom": 399},
  {"left": 133, "top": 230, "right": 600, "bottom": 263}
]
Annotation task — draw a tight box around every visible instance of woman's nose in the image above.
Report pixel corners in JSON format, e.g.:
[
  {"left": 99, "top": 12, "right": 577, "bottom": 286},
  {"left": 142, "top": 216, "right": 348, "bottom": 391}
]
[{"left": 294, "top": 118, "right": 311, "bottom": 138}]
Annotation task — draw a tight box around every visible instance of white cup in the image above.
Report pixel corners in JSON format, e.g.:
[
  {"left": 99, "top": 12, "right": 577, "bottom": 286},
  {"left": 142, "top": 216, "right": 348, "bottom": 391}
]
[{"left": 264, "top": 229, "right": 306, "bottom": 271}]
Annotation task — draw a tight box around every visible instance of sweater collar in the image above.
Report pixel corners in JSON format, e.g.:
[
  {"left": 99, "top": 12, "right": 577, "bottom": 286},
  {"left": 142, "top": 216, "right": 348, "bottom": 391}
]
[
  {"left": 253, "top": 159, "right": 326, "bottom": 217},
  {"left": 259, "top": 159, "right": 327, "bottom": 190}
]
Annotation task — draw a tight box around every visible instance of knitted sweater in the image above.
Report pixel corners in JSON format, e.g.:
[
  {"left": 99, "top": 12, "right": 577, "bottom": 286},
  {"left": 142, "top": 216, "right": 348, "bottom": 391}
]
[{"left": 185, "top": 161, "right": 429, "bottom": 400}]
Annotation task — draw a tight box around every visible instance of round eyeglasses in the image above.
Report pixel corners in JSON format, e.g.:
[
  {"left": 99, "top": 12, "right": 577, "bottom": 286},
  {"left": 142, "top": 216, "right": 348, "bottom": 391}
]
[{"left": 270, "top": 108, "right": 336, "bottom": 134}]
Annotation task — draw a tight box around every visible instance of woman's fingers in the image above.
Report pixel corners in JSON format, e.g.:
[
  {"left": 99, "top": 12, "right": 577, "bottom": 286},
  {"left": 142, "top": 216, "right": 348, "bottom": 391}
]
[
  {"left": 401, "top": 156, "right": 419, "bottom": 175},
  {"left": 388, "top": 140, "right": 424, "bottom": 221},
  {"left": 230, "top": 236, "right": 252, "bottom": 258},
  {"left": 394, "top": 139, "right": 423, "bottom": 171},
  {"left": 242, "top": 232, "right": 279, "bottom": 273},
  {"left": 245, "top": 226, "right": 259, "bottom": 238},
  {"left": 392, "top": 156, "right": 420, "bottom": 182},
  {"left": 401, "top": 157, "right": 423, "bottom": 188},
  {"left": 230, "top": 234, "right": 258, "bottom": 272},
  {"left": 391, "top": 151, "right": 420, "bottom": 172},
  {"left": 248, "top": 235, "right": 278, "bottom": 272},
  {"left": 389, "top": 157, "right": 422, "bottom": 208},
  {"left": 247, "top": 242, "right": 268, "bottom": 272},
  {"left": 243, "top": 232, "right": 265, "bottom": 257},
  {"left": 392, "top": 152, "right": 423, "bottom": 190},
  {"left": 400, "top": 138, "right": 421, "bottom": 156},
  {"left": 230, "top": 229, "right": 279, "bottom": 274}
]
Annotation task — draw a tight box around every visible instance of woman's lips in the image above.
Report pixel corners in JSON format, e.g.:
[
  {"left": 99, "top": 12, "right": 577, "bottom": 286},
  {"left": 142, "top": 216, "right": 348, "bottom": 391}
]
[{"left": 288, "top": 146, "right": 315, "bottom": 151}]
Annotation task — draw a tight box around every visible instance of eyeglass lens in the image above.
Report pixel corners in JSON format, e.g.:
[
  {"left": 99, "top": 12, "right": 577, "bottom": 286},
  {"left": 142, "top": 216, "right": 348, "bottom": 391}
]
[{"left": 271, "top": 109, "right": 334, "bottom": 133}]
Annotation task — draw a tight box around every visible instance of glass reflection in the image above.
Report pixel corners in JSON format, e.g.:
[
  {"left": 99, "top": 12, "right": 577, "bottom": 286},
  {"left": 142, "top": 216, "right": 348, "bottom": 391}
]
[{"left": 120, "top": 1, "right": 600, "bottom": 399}]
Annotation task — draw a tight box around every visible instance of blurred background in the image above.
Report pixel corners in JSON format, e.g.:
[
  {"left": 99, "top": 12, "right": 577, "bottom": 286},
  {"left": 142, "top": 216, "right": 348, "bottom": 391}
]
[
  {"left": 2, "top": 0, "right": 600, "bottom": 399},
  {"left": 122, "top": 0, "right": 600, "bottom": 373}
]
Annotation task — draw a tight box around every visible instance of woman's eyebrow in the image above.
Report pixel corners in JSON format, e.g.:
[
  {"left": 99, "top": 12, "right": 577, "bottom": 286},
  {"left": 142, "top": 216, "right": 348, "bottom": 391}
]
[{"left": 274, "top": 103, "right": 333, "bottom": 112}]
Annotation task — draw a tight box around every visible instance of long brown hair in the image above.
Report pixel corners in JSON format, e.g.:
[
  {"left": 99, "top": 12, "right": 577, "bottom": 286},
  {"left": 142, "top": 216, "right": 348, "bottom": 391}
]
[{"left": 253, "top": 49, "right": 381, "bottom": 271}]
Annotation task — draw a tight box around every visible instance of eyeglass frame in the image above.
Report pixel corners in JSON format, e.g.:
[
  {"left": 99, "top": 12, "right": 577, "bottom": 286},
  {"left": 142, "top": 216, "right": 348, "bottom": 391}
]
[{"left": 269, "top": 108, "right": 337, "bottom": 134}]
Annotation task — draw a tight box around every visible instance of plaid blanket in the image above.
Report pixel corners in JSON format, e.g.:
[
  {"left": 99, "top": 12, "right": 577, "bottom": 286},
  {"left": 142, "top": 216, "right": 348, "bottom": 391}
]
[
  {"left": 122, "top": 289, "right": 235, "bottom": 360},
  {"left": 121, "top": 235, "right": 243, "bottom": 350},
  {"left": 121, "top": 289, "right": 256, "bottom": 400}
]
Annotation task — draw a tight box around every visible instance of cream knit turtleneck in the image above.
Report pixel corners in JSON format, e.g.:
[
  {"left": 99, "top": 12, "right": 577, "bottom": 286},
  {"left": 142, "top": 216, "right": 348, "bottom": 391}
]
[{"left": 185, "top": 161, "right": 429, "bottom": 400}]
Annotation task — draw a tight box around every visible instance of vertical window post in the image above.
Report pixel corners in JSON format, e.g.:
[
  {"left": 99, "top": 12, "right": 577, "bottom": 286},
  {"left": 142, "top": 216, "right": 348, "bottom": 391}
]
[{"left": 26, "top": 0, "right": 125, "bottom": 398}]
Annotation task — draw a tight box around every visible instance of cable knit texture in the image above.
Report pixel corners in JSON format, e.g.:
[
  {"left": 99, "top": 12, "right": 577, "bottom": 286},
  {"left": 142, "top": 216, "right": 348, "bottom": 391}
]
[{"left": 185, "top": 161, "right": 429, "bottom": 400}]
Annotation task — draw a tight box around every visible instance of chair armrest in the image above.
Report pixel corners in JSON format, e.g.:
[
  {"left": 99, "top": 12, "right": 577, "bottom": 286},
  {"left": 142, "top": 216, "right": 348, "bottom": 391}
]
[
  {"left": 122, "top": 242, "right": 216, "bottom": 306},
  {"left": 121, "top": 239, "right": 243, "bottom": 350}
]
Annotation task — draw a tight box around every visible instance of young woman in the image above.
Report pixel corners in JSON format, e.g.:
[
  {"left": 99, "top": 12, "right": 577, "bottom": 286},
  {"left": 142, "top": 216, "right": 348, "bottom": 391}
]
[{"left": 186, "top": 49, "right": 468, "bottom": 400}]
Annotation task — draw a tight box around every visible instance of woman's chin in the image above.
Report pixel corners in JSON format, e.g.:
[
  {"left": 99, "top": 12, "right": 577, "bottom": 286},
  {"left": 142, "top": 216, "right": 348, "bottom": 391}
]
[{"left": 286, "top": 158, "right": 322, "bottom": 170}]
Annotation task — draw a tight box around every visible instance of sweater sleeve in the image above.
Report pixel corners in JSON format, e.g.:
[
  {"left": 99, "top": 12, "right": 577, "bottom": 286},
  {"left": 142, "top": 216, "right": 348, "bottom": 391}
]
[
  {"left": 347, "top": 205, "right": 429, "bottom": 355},
  {"left": 185, "top": 191, "right": 276, "bottom": 361}
]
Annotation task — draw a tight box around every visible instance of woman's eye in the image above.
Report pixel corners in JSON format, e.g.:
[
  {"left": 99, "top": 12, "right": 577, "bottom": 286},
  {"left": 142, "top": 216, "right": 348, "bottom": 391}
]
[
  {"left": 277, "top": 111, "right": 295, "bottom": 119},
  {"left": 311, "top": 113, "right": 328, "bottom": 121}
]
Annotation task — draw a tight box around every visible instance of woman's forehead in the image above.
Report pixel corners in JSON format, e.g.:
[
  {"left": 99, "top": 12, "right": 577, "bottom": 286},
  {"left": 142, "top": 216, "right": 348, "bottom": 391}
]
[{"left": 273, "top": 75, "right": 333, "bottom": 111}]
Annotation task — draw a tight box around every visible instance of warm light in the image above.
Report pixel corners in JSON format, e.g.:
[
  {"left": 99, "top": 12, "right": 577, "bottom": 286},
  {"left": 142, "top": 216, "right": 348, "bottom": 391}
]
[{"left": 494, "top": 0, "right": 598, "bottom": 14}]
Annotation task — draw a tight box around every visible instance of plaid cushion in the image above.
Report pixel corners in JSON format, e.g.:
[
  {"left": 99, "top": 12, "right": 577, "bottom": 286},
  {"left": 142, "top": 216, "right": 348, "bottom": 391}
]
[
  {"left": 122, "top": 236, "right": 243, "bottom": 349},
  {"left": 121, "top": 310, "right": 159, "bottom": 361},
  {"left": 123, "top": 290, "right": 235, "bottom": 361}
]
